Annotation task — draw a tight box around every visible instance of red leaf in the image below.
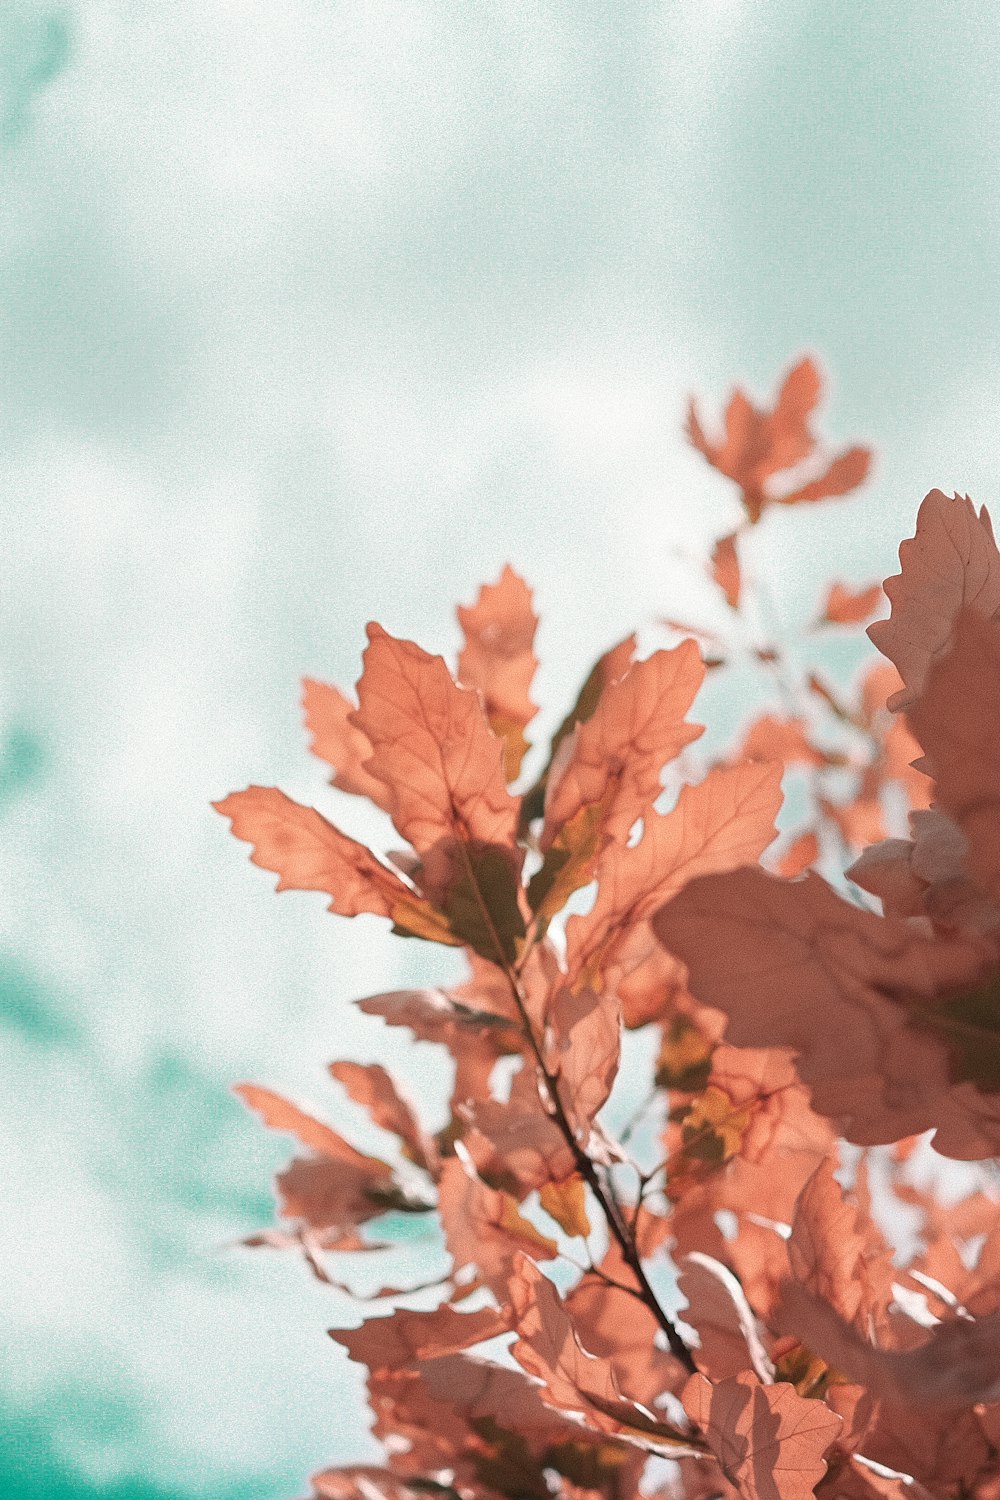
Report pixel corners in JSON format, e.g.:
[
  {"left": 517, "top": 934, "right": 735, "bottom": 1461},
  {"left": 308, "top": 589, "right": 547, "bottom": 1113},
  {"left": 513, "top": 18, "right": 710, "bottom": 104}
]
[
  {"left": 775, "top": 1279, "right": 1000, "bottom": 1410},
  {"left": 737, "top": 715, "right": 827, "bottom": 768},
  {"left": 780, "top": 445, "right": 872, "bottom": 508},
  {"left": 352, "top": 623, "right": 521, "bottom": 858},
  {"left": 510, "top": 1255, "right": 705, "bottom": 1454},
  {"left": 457, "top": 565, "right": 539, "bottom": 781},
  {"left": 436, "top": 1152, "right": 557, "bottom": 1295},
  {"left": 687, "top": 357, "right": 870, "bottom": 524},
  {"left": 234, "top": 1083, "right": 392, "bottom": 1175},
  {"left": 682, "top": 1371, "right": 841, "bottom": 1498},
  {"left": 787, "top": 1159, "right": 894, "bottom": 1335},
  {"left": 301, "top": 678, "right": 393, "bottom": 810},
  {"left": 868, "top": 489, "right": 1000, "bottom": 713}
]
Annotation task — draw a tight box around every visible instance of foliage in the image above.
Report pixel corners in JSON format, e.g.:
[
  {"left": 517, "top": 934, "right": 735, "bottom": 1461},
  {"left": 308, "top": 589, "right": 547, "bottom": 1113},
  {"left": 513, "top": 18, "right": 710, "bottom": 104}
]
[{"left": 217, "top": 357, "right": 1000, "bottom": 1498}]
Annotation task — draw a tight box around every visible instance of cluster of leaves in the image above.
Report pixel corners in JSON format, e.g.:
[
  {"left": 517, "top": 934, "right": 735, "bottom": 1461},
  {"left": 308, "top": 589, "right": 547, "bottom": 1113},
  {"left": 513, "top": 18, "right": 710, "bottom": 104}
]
[{"left": 217, "top": 358, "right": 1000, "bottom": 1500}]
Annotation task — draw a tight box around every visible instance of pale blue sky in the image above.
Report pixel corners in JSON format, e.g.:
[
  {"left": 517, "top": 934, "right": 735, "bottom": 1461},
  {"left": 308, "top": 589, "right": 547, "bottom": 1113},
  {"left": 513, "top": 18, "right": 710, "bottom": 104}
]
[{"left": 3, "top": 2, "right": 1000, "bottom": 1496}]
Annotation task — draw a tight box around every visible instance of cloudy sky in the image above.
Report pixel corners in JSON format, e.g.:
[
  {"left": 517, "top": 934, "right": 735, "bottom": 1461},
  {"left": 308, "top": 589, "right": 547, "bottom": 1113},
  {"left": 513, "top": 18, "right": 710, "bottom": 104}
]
[{"left": 4, "top": 2, "right": 1000, "bottom": 1496}]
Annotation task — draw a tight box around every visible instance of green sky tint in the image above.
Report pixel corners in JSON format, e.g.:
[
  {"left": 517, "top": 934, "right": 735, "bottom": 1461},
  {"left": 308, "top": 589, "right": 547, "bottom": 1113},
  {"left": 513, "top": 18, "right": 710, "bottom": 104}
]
[{"left": 4, "top": 1, "right": 1000, "bottom": 1495}]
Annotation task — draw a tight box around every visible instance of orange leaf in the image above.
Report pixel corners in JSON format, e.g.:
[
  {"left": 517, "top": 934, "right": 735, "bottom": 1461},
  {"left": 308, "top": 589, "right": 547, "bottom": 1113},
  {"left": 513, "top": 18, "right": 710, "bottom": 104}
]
[
  {"left": 654, "top": 867, "right": 1000, "bottom": 1157},
  {"left": 775, "top": 1280, "right": 1000, "bottom": 1410},
  {"left": 539, "top": 1176, "right": 591, "bottom": 1238},
  {"left": 868, "top": 489, "right": 1000, "bottom": 713},
  {"left": 301, "top": 678, "right": 393, "bottom": 809},
  {"left": 331, "top": 1302, "right": 509, "bottom": 1375},
  {"left": 909, "top": 610, "right": 1000, "bottom": 907},
  {"left": 541, "top": 642, "right": 705, "bottom": 849},
  {"left": 737, "top": 714, "right": 827, "bottom": 768},
  {"left": 436, "top": 1152, "right": 556, "bottom": 1296},
  {"left": 780, "top": 445, "right": 872, "bottom": 507},
  {"left": 710, "top": 531, "right": 742, "bottom": 609},
  {"left": 510, "top": 1256, "right": 704, "bottom": 1454},
  {"left": 329, "top": 1061, "right": 439, "bottom": 1176},
  {"left": 566, "top": 761, "right": 783, "bottom": 992},
  {"left": 213, "top": 786, "right": 459, "bottom": 944},
  {"left": 818, "top": 580, "right": 883, "bottom": 626},
  {"left": 234, "top": 1082, "right": 392, "bottom": 1174},
  {"left": 519, "top": 634, "right": 636, "bottom": 829},
  {"left": 457, "top": 565, "right": 539, "bottom": 781},
  {"left": 352, "top": 623, "right": 521, "bottom": 858},
  {"left": 687, "top": 356, "right": 870, "bottom": 524},
  {"left": 682, "top": 1371, "right": 841, "bottom": 1497}
]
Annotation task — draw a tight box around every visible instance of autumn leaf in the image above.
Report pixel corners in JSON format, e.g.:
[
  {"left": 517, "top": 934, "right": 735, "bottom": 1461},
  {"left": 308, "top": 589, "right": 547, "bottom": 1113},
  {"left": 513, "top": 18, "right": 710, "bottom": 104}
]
[
  {"left": 775, "top": 1279, "right": 1000, "bottom": 1410},
  {"left": 711, "top": 532, "right": 742, "bottom": 609},
  {"left": 331, "top": 1303, "right": 510, "bottom": 1376},
  {"left": 686, "top": 356, "right": 871, "bottom": 524},
  {"left": 519, "top": 634, "right": 636, "bottom": 830},
  {"left": 301, "top": 678, "right": 393, "bottom": 810},
  {"left": 234, "top": 1083, "right": 394, "bottom": 1175},
  {"left": 510, "top": 1255, "right": 706, "bottom": 1456},
  {"left": 541, "top": 642, "right": 705, "bottom": 850},
  {"left": 653, "top": 866, "right": 1000, "bottom": 1157},
  {"left": 352, "top": 623, "right": 521, "bottom": 858},
  {"left": 547, "top": 986, "right": 621, "bottom": 1137},
  {"left": 786, "top": 1159, "right": 894, "bottom": 1335},
  {"left": 909, "top": 609, "right": 1000, "bottom": 908},
  {"left": 329, "top": 1061, "right": 439, "bottom": 1177},
  {"left": 868, "top": 489, "right": 1000, "bottom": 713},
  {"left": 539, "top": 1176, "right": 591, "bottom": 1238},
  {"left": 213, "top": 786, "right": 459, "bottom": 944},
  {"left": 457, "top": 565, "right": 539, "bottom": 781},
  {"left": 682, "top": 1371, "right": 841, "bottom": 1498},
  {"left": 737, "top": 715, "right": 827, "bottom": 769},
  {"left": 232, "top": 1084, "right": 424, "bottom": 1242},
  {"left": 816, "top": 581, "right": 883, "bottom": 627},
  {"left": 566, "top": 761, "right": 783, "bottom": 993},
  {"left": 436, "top": 1151, "right": 557, "bottom": 1296}
]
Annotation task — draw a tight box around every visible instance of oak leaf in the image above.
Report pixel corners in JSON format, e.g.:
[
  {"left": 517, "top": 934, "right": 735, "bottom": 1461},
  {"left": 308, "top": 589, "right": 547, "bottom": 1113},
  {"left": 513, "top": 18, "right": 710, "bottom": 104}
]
[
  {"left": 654, "top": 867, "right": 1000, "bottom": 1156},
  {"left": 330, "top": 1302, "right": 510, "bottom": 1376},
  {"left": 817, "top": 581, "right": 883, "bottom": 627},
  {"left": 711, "top": 532, "right": 742, "bottom": 609},
  {"left": 909, "top": 609, "right": 1000, "bottom": 907},
  {"left": 681, "top": 1371, "right": 842, "bottom": 1499},
  {"left": 541, "top": 643, "right": 704, "bottom": 851},
  {"left": 352, "top": 623, "right": 521, "bottom": 859},
  {"left": 686, "top": 357, "right": 870, "bottom": 524},
  {"left": 775, "top": 1279, "right": 1000, "bottom": 1410},
  {"left": 213, "top": 787, "right": 458, "bottom": 944},
  {"left": 301, "top": 678, "right": 393, "bottom": 810},
  {"left": 329, "top": 1061, "right": 439, "bottom": 1177},
  {"left": 510, "top": 1255, "right": 706, "bottom": 1456},
  {"left": 566, "top": 761, "right": 782, "bottom": 993},
  {"left": 868, "top": 489, "right": 1000, "bottom": 713},
  {"left": 457, "top": 565, "right": 539, "bottom": 781},
  {"left": 435, "top": 1151, "right": 557, "bottom": 1296}
]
